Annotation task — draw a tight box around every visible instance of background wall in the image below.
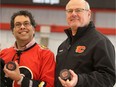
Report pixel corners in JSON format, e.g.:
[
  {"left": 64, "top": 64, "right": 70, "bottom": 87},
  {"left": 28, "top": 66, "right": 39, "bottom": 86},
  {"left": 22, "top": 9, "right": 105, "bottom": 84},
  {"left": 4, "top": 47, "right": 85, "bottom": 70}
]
[
  {"left": 0, "top": 30, "right": 115, "bottom": 56},
  {"left": 0, "top": 6, "right": 116, "bottom": 53},
  {"left": 0, "top": 4, "right": 116, "bottom": 86}
]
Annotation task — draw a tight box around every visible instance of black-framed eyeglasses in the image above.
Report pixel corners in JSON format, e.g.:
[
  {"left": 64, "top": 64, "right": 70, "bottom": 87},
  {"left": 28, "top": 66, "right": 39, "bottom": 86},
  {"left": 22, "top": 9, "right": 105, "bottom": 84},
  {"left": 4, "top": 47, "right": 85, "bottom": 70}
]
[
  {"left": 14, "top": 21, "right": 31, "bottom": 28},
  {"left": 66, "top": 8, "right": 89, "bottom": 14}
]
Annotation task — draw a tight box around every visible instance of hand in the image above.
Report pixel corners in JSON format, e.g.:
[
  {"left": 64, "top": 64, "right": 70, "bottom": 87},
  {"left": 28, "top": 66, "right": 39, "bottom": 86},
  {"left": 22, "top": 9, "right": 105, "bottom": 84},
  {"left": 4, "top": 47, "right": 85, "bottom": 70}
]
[
  {"left": 58, "top": 69, "right": 78, "bottom": 87},
  {"left": 3, "top": 61, "right": 22, "bottom": 81}
]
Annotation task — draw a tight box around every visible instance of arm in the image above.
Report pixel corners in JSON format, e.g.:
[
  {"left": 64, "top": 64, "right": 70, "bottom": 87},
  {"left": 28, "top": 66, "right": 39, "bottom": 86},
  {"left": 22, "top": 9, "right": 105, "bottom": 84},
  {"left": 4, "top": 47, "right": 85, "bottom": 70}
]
[
  {"left": 3, "top": 49, "right": 56, "bottom": 87},
  {"left": 3, "top": 62, "right": 46, "bottom": 87},
  {"left": 58, "top": 39, "right": 115, "bottom": 87},
  {"left": 0, "top": 58, "right": 6, "bottom": 87},
  {"left": 76, "top": 39, "right": 115, "bottom": 87},
  {"left": 39, "top": 49, "right": 56, "bottom": 87},
  {"left": 22, "top": 50, "right": 56, "bottom": 87}
]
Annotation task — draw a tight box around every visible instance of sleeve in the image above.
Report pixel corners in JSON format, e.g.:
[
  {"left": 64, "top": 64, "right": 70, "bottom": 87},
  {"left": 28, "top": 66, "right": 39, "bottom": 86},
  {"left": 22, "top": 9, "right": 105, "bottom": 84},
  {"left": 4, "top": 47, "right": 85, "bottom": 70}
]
[
  {"left": 21, "top": 77, "right": 46, "bottom": 87},
  {"left": 0, "top": 49, "right": 11, "bottom": 84},
  {"left": 21, "top": 49, "right": 56, "bottom": 87},
  {"left": 0, "top": 58, "right": 6, "bottom": 87},
  {"left": 76, "top": 39, "right": 115, "bottom": 87},
  {"left": 0, "top": 52, "right": 46, "bottom": 87},
  {"left": 0, "top": 58, "right": 13, "bottom": 87}
]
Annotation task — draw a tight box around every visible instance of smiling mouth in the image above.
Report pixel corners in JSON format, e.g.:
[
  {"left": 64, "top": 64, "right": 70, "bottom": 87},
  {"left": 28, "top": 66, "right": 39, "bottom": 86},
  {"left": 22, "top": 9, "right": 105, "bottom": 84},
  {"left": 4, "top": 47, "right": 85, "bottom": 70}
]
[
  {"left": 19, "top": 31, "right": 28, "bottom": 34},
  {"left": 71, "top": 18, "right": 79, "bottom": 21}
]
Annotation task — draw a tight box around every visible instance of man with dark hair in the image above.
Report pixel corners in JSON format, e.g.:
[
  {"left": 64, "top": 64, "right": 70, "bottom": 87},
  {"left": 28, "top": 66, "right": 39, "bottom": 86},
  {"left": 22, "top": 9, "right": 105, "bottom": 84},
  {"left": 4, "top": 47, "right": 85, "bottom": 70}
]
[
  {"left": 55, "top": 0, "right": 115, "bottom": 87},
  {"left": 0, "top": 10, "right": 55, "bottom": 87}
]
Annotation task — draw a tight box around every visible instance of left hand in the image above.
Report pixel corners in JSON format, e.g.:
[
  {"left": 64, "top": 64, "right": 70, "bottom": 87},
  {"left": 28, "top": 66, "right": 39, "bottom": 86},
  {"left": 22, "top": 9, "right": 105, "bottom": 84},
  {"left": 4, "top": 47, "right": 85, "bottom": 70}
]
[
  {"left": 3, "top": 61, "right": 22, "bottom": 81},
  {"left": 58, "top": 69, "right": 78, "bottom": 87}
]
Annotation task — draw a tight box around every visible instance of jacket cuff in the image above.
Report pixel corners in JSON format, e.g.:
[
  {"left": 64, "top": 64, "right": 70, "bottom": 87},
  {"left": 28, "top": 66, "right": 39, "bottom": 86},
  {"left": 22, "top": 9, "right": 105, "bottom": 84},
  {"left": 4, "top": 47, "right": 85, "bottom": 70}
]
[
  {"left": 21, "top": 77, "right": 46, "bottom": 87},
  {"left": 76, "top": 74, "right": 84, "bottom": 86}
]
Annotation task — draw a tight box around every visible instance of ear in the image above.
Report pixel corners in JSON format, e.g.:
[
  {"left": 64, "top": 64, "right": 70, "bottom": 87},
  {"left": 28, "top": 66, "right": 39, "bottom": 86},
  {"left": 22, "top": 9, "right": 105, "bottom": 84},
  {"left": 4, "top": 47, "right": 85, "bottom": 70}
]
[
  {"left": 33, "top": 27, "right": 35, "bottom": 33},
  {"left": 32, "top": 27, "right": 35, "bottom": 36},
  {"left": 88, "top": 10, "right": 91, "bottom": 19},
  {"left": 12, "top": 29, "right": 15, "bottom": 35}
]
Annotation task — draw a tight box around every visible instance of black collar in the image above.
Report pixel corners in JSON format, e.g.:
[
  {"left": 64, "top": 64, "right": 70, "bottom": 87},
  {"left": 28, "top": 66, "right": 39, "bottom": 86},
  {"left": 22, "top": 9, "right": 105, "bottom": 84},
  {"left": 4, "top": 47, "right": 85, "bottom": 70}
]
[{"left": 64, "top": 21, "right": 95, "bottom": 44}]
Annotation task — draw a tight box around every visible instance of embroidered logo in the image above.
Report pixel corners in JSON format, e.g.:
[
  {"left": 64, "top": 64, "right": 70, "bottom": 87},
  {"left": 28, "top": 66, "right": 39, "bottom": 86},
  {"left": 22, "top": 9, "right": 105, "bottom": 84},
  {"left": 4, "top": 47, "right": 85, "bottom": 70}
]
[
  {"left": 75, "top": 46, "right": 86, "bottom": 53},
  {"left": 40, "top": 45, "right": 48, "bottom": 49},
  {"left": 59, "top": 49, "right": 63, "bottom": 53}
]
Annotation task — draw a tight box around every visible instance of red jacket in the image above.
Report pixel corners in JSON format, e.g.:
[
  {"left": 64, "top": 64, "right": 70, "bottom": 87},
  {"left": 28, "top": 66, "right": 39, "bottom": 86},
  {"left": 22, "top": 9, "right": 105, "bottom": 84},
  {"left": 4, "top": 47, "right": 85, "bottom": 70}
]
[{"left": 0, "top": 43, "right": 56, "bottom": 87}]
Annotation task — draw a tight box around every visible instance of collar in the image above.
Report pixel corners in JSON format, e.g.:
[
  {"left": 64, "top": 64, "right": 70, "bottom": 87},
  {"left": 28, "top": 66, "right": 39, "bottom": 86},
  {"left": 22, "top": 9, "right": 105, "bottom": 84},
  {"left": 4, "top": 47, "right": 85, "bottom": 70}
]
[
  {"left": 64, "top": 21, "right": 95, "bottom": 44},
  {"left": 13, "top": 38, "right": 36, "bottom": 51}
]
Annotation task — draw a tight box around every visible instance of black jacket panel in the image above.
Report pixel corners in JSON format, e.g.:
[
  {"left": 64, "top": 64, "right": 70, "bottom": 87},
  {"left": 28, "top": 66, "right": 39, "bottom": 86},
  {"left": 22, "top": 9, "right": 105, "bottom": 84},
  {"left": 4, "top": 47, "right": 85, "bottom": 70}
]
[{"left": 55, "top": 22, "right": 115, "bottom": 87}]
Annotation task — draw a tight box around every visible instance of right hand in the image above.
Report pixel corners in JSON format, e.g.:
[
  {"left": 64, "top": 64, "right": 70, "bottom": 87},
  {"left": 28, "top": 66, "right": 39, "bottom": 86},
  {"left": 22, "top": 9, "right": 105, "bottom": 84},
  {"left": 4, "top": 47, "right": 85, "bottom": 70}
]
[
  {"left": 3, "top": 61, "right": 22, "bottom": 81},
  {"left": 58, "top": 69, "right": 78, "bottom": 87}
]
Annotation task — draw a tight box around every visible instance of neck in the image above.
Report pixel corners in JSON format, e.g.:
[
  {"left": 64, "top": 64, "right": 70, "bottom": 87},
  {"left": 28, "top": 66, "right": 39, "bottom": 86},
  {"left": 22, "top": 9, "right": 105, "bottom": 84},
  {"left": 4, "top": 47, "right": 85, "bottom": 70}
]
[
  {"left": 71, "top": 28, "right": 78, "bottom": 36},
  {"left": 16, "top": 40, "right": 31, "bottom": 50}
]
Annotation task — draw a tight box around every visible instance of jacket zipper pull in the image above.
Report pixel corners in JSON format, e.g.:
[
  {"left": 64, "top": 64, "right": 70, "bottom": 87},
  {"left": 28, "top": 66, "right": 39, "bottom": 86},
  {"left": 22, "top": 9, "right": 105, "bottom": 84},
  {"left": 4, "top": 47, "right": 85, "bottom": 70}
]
[{"left": 67, "top": 45, "right": 71, "bottom": 50}]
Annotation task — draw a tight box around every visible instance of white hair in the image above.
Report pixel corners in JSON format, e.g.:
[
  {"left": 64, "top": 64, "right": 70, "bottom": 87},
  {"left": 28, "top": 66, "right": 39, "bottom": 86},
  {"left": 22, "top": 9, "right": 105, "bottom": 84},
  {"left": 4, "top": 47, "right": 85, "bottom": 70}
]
[
  {"left": 66, "top": 0, "right": 90, "bottom": 10},
  {"left": 84, "top": 1, "right": 90, "bottom": 10}
]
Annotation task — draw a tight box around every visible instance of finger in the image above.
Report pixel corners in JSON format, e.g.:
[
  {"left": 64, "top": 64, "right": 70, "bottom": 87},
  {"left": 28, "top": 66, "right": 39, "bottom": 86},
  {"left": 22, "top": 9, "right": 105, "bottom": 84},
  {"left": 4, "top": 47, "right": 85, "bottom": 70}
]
[
  {"left": 3, "top": 64, "right": 9, "bottom": 72},
  {"left": 3, "top": 64, "right": 6, "bottom": 70},
  {"left": 15, "top": 61, "right": 19, "bottom": 67},
  {"left": 69, "top": 69, "right": 77, "bottom": 77},
  {"left": 58, "top": 77, "right": 67, "bottom": 86},
  {"left": 58, "top": 76, "right": 66, "bottom": 83},
  {"left": 3, "top": 64, "right": 11, "bottom": 77},
  {"left": 69, "top": 69, "right": 78, "bottom": 82},
  {"left": 3, "top": 65, "right": 8, "bottom": 77},
  {"left": 66, "top": 79, "right": 71, "bottom": 85}
]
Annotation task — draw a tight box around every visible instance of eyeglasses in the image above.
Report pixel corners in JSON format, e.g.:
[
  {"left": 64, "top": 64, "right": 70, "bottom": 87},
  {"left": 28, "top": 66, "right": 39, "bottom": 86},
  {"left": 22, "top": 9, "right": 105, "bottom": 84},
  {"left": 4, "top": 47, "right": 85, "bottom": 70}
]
[
  {"left": 66, "top": 8, "right": 88, "bottom": 14},
  {"left": 14, "top": 22, "right": 31, "bottom": 28}
]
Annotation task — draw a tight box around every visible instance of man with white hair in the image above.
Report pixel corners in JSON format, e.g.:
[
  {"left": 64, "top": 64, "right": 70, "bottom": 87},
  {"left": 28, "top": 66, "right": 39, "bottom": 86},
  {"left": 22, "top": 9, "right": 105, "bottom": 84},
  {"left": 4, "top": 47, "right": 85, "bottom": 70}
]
[{"left": 55, "top": 0, "right": 115, "bottom": 87}]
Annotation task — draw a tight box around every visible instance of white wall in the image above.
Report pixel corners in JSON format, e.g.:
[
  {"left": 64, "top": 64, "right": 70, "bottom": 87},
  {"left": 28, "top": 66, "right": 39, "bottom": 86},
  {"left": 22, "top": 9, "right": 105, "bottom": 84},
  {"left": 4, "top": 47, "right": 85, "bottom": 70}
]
[
  {"left": 0, "top": 7, "right": 116, "bottom": 86},
  {"left": 1, "top": 7, "right": 67, "bottom": 26},
  {"left": 0, "top": 30, "right": 115, "bottom": 55},
  {"left": 1, "top": 7, "right": 116, "bottom": 51},
  {"left": 95, "top": 12, "right": 116, "bottom": 28},
  {"left": 1, "top": 7, "right": 116, "bottom": 28}
]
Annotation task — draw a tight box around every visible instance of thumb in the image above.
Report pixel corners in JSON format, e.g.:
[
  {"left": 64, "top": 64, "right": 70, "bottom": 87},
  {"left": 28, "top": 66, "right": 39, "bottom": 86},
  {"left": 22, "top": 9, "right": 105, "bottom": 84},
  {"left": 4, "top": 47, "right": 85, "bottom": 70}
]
[{"left": 14, "top": 61, "right": 19, "bottom": 68}]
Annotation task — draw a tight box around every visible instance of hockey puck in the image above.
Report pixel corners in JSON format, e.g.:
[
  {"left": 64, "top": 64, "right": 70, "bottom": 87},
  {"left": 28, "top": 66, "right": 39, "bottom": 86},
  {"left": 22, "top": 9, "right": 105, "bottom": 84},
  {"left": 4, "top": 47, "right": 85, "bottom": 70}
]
[
  {"left": 6, "top": 61, "right": 16, "bottom": 71},
  {"left": 60, "top": 69, "right": 71, "bottom": 81}
]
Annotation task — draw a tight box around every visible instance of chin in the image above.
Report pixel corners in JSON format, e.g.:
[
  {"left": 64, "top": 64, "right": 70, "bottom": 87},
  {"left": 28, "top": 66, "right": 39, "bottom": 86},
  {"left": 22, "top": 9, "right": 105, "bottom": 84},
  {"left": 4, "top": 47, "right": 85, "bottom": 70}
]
[
  {"left": 70, "top": 24, "right": 79, "bottom": 28},
  {"left": 19, "top": 37, "right": 29, "bottom": 41}
]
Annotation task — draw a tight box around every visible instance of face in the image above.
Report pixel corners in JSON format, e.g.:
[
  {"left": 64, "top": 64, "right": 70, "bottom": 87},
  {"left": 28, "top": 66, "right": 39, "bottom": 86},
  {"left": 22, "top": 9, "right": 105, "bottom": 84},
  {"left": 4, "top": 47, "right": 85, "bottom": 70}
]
[
  {"left": 66, "top": 0, "right": 91, "bottom": 30},
  {"left": 12, "top": 15, "right": 35, "bottom": 42}
]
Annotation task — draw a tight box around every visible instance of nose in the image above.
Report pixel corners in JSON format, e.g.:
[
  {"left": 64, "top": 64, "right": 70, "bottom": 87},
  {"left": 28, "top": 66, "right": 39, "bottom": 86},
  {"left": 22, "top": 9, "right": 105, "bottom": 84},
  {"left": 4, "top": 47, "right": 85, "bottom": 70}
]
[
  {"left": 71, "top": 11, "right": 77, "bottom": 18},
  {"left": 72, "top": 10, "right": 77, "bottom": 15},
  {"left": 20, "top": 24, "right": 25, "bottom": 28}
]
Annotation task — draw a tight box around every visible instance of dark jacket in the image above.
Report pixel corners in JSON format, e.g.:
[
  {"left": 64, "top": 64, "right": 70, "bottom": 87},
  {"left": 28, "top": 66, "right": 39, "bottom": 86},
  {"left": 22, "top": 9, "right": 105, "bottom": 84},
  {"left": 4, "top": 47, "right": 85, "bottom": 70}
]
[{"left": 55, "top": 21, "right": 115, "bottom": 87}]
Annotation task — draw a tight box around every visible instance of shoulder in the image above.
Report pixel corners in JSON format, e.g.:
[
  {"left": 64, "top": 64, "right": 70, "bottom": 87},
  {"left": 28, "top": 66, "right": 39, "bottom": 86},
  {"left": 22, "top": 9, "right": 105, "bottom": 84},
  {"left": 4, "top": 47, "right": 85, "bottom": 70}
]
[
  {"left": 36, "top": 44, "right": 53, "bottom": 53},
  {"left": 85, "top": 28, "right": 112, "bottom": 44},
  {"left": 39, "top": 44, "right": 49, "bottom": 50},
  {"left": 93, "top": 31, "right": 113, "bottom": 45},
  {"left": 0, "top": 47, "right": 14, "bottom": 56},
  {"left": 35, "top": 44, "right": 55, "bottom": 59},
  {"left": 35, "top": 44, "right": 49, "bottom": 51},
  {"left": 91, "top": 32, "right": 115, "bottom": 51},
  {"left": 0, "top": 47, "right": 14, "bottom": 53}
]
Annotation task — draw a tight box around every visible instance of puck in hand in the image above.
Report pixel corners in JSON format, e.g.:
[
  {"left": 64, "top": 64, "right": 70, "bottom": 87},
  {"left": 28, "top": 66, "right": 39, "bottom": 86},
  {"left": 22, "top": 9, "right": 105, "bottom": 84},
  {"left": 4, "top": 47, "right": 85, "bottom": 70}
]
[
  {"left": 6, "top": 61, "right": 16, "bottom": 71},
  {"left": 59, "top": 69, "right": 71, "bottom": 81}
]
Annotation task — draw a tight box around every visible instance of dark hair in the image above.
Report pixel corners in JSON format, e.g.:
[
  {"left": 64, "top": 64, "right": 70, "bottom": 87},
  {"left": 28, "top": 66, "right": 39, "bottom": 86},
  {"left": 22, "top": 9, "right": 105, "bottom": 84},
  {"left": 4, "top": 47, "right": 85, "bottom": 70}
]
[{"left": 10, "top": 10, "right": 36, "bottom": 30}]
